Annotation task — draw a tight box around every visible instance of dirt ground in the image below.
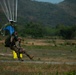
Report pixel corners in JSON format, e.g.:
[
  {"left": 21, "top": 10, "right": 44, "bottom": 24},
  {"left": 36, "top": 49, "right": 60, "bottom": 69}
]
[
  {"left": 0, "top": 39, "right": 76, "bottom": 62},
  {"left": 0, "top": 39, "right": 76, "bottom": 75}
]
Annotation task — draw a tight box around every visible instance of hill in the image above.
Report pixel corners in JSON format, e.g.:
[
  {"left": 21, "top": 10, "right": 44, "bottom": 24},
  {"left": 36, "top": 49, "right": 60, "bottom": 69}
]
[
  {"left": 59, "top": 0, "right": 76, "bottom": 18},
  {"left": 0, "top": 0, "right": 76, "bottom": 26}
]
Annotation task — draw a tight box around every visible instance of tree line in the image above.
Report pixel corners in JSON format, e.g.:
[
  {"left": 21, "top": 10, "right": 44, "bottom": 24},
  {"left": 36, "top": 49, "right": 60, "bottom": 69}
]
[
  {"left": 0, "top": 22, "right": 76, "bottom": 39},
  {"left": 17, "top": 22, "right": 76, "bottom": 39}
]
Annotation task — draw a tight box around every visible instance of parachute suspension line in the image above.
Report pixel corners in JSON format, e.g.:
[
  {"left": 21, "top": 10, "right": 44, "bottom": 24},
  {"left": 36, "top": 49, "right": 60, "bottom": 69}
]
[
  {"left": 7, "top": 0, "right": 12, "bottom": 21},
  {"left": 7, "top": 0, "right": 18, "bottom": 22},
  {"left": 0, "top": 2, "right": 6, "bottom": 18},
  {"left": 0, "top": 0, "right": 9, "bottom": 21},
  {"left": 15, "top": 0, "right": 18, "bottom": 22},
  {"left": 0, "top": 0, "right": 18, "bottom": 22},
  {"left": 3, "top": 0, "right": 10, "bottom": 20},
  {"left": 12, "top": 0, "right": 15, "bottom": 21}
]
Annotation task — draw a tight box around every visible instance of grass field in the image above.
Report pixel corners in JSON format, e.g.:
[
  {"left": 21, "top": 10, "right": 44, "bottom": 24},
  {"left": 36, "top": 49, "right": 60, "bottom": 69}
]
[
  {"left": 0, "top": 62, "right": 76, "bottom": 75},
  {"left": 0, "top": 38, "right": 76, "bottom": 75}
]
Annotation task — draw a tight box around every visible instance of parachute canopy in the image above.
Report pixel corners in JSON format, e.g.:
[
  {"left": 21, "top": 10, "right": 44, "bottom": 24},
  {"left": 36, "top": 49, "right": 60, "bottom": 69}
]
[{"left": 0, "top": 0, "right": 18, "bottom": 22}]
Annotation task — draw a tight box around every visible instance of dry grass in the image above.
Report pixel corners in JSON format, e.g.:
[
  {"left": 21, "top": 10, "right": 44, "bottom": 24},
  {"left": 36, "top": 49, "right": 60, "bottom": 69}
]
[
  {"left": 22, "top": 38, "right": 76, "bottom": 46},
  {"left": 0, "top": 38, "right": 76, "bottom": 75},
  {"left": 0, "top": 62, "right": 76, "bottom": 75}
]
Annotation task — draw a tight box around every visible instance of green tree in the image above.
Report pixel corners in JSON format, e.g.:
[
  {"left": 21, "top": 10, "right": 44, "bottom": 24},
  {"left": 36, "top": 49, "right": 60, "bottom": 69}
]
[
  {"left": 56, "top": 25, "right": 76, "bottom": 39},
  {"left": 22, "top": 22, "right": 45, "bottom": 38}
]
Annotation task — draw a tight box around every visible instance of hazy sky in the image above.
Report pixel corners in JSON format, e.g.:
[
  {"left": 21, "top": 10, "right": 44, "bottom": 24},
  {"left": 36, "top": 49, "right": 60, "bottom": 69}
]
[{"left": 35, "top": 0, "right": 64, "bottom": 4}]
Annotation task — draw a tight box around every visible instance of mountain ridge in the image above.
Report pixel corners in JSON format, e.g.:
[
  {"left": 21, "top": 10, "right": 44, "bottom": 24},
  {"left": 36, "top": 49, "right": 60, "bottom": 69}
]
[{"left": 0, "top": 0, "right": 76, "bottom": 26}]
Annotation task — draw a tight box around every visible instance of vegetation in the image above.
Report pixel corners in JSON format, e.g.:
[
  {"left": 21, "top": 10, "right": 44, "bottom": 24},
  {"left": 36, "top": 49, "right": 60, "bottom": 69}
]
[
  {"left": 0, "top": 39, "right": 76, "bottom": 75},
  {"left": 18, "top": 22, "right": 45, "bottom": 38},
  {"left": 56, "top": 25, "right": 76, "bottom": 39},
  {"left": 0, "top": 0, "right": 76, "bottom": 39},
  {"left": 1, "top": 21, "right": 76, "bottom": 39},
  {"left": 16, "top": 22, "right": 76, "bottom": 39},
  {"left": 0, "top": 62, "right": 76, "bottom": 75},
  {"left": 0, "top": 0, "right": 76, "bottom": 26},
  {"left": 0, "top": 0, "right": 76, "bottom": 74}
]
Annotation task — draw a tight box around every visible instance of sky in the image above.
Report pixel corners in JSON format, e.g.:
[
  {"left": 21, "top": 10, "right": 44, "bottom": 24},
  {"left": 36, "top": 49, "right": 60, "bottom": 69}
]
[{"left": 34, "top": 0, "right": 64, "bottom": 4}]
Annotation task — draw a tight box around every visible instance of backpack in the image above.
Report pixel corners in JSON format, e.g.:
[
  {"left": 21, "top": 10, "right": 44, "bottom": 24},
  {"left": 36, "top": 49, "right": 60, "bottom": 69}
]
[
  {"left": 5, "top": 36, "right": 11, "bottom": 47},
  {"left": 5, "top": 35, "right": 18, "bottom": 47}
]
